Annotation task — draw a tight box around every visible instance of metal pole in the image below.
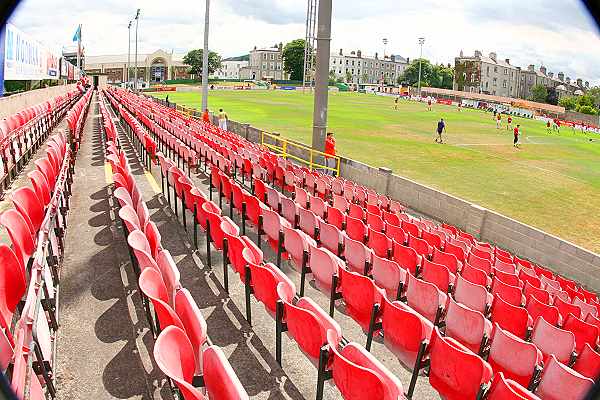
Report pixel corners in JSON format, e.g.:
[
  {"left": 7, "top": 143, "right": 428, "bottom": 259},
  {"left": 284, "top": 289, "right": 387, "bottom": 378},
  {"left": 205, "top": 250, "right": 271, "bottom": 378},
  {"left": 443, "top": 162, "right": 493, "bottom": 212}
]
[
  {"left": 127, "top": 21, "right": 131, "bottom": 87},
  {"left": 417, "top": 37, "right": 424, "bottom": 97},
  {"left": 0, "top": 24, "right": 5, "bottom": 96},
  {"left": 201, "top": 0, "right": 210, "bottom": 111},
  {"left": 76, "top": 24, "right": 81, "bottom": 76},
  {"left": 311, "top": 0, "right": 332, "bottom": 152},
  {"left": 134, "top": 9, "right": 140, "bottom": 92}
]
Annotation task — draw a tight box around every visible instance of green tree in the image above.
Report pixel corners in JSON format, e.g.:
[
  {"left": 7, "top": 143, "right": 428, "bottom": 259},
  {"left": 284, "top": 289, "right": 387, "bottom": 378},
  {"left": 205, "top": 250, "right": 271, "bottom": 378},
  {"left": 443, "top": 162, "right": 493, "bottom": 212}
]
[
  {"left": 546, "top": 87, "right": 559, "bottom": 105},
  {"left": 576, "top": 105, "right": 598, "bottom": 115},
  {"left": 576, "top": 94, "right": 596, "bottom": 109},
  {"left": 361, "top": 73, "right": 368, "bottom": 84},
  {"left": 400, "top": 58, "right": 436, "bottom": 87},
  {"left": 585, "top": 87, "right": 600, "bottom": 108},
  {"left": 559, "top": 96, "right": 578, "bottom": 110},
  {"left": 282, "top": 39, "right": 306, "bottom": 81},
  {"left": 345, "top": 71, "right": 353, "bottom": 83},
  {"left": 430, "top": 64, "right": 454, "bottom": 89},
  {"left": 183, "top": 49, "right": 222, "bottom": 76},
  {"left": 328, "top": 69, "right": 336, "bottom": 85},
  {"left": 529, "top": 84, "right": 548, "bottom": 103}
]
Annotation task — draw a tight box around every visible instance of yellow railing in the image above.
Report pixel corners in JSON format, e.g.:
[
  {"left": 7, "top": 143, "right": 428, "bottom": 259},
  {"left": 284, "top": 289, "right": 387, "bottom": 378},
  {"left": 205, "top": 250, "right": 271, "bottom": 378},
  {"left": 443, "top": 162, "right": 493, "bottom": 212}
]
[{"left": 261, "top": 131, "right": 340, "bottom": 176}]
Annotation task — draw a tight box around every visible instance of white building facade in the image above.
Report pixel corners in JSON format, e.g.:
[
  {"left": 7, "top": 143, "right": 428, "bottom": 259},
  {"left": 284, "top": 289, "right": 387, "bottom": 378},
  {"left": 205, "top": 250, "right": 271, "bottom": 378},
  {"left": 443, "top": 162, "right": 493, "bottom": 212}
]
[
  {"left": 329, "top": 49, "right": 408, "bottom": 85},
  {"left": 213, "top": 60, "right": 249, "bottom": 79},
  {"left": 240, "top": 45, "right": 288, "bottom": 81}
]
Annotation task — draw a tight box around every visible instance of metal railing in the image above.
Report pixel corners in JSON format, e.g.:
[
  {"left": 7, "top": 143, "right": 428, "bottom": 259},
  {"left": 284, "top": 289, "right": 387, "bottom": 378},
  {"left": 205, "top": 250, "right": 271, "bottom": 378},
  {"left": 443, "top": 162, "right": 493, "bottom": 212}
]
[{"left": 260, "top": 131, "right": 340, "bottom": 176}]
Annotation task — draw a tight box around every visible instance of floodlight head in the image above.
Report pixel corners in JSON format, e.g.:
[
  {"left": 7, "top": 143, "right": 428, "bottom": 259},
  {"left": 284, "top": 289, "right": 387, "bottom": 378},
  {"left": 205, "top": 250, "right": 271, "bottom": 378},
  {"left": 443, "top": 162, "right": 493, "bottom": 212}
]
[
  {"left": 418, "top": 37, "right": 425, "bottom": 44},
  {"left": 128, "top": 20, "right": 132, "bottom": 28},
  {"left": 135, "top": 9, "right": 141, "bottom": 19}
]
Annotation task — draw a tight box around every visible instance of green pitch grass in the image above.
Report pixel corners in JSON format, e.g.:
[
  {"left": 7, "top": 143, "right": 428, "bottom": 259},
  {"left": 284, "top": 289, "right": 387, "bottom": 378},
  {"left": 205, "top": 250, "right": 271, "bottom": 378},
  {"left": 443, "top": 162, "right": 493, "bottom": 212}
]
[{"left": 151, "top": 90, "right": 600, "bottom": 253}]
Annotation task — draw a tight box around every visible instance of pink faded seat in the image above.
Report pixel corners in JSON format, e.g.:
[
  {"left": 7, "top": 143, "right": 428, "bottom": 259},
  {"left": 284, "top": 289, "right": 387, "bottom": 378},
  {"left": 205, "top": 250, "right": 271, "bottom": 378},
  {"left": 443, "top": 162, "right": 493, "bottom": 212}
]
[
  {"left": 139, "top": 268, "right": 183, "bottom": 331},
  {"left": 526, "top": 294, "right": 561, "bottom": 326},
  {"left": 487, "top": 323, "right": 543, "bottom": 388},
  {"left": 344, "top": 236, "right": 373, "bottom": 275},
  {"left": 531, "top": 316, "right": 576, "bottom": 364},
  {"left": 319, "top": 221, "right": 344, "bottom": 257},
  {"left": 486, "top": 373, "right": 541, "bottom": 400},
  {"left": 534, "top": 355, "right": 594, "bottom": 400},
  {"left": 444, "top": 297, "right": 491, "bottom": 355},
  {"left": 421, "top": 259, "right": 456, "bottom": 293},
  {"left": 174, "top": 289, "right": 207, "bottom": 375},
  {"left": 453, "top": 275, "right": 493, "bottom": 314},
  {"left": 405, "top": 274, "right": 447, "bottom": 325},
  {"left": 371, "top": 254, "right": 406, "bottom": 300}
]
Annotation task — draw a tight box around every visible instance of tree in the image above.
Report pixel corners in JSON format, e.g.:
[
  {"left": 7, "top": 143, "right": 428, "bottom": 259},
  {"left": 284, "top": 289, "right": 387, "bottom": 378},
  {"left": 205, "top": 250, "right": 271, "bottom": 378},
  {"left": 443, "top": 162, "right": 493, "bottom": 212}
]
[
  {"left": 361, "top": 73, "right": 368, "bottom": 84},
  {"left": 282, "top": 39, "right": 306, "bottom": 81},
  {"left": 345, "top": 71, "right": 353, "bottom": 83},
  {"left": 585, "top": 87, "right": 600, "bottom": 108},
  {"left": 183, "top": 49, "right": 222, "bottom": 76},
  {"left": 559, "top": 96, "right": 578, "bottom": 111},
  {"left": 529, "top": 84, "right": 548, "bottom": 103},
  {"left": 546, "top": 87, "right": 559, "bottom": 105},
  {"left": 400, "top": 58, "right": 435, "bottom": 87},
  {"left": 328, "top": 69, "right": 336, "bottom": 86},
  {"left": 431, "top": 64, "right": 454, "bottom": 89},
  {"left": 577, "top": 105, "right": 598, "bottom": 115}
]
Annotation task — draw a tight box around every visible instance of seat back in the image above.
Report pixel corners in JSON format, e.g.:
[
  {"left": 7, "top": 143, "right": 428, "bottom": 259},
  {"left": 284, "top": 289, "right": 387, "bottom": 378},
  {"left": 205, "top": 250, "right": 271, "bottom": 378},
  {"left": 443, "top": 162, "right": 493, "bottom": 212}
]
[
  {"left": 174, "top": 289, "right": 207, "bottom": 375},
  {"left": 531, "top": 316, "right": 575, "bottom": 364},
  {"left": 139, "top": 268, "right": 183, "bottom": 330},
  {"left": 203, "top": 346, "right": 249, "bottom": 400},
  {"left": 429, "top": 328, "right": 492, "bottom": 400},
  {"left": 444, "top": 297, "right": 490, "bottom": 354},
  {"left": 0, "top": 245, "right": 26, "bottom": 331},
  {"left": 346, "top": 216, "right": 367, "bottom": 242},
  {"left": 368, "top": 228, "right": 392, "bottom": 259},
  {"left": 405, "top": 274, "right": 447, "bottom": 324},
  {"left": 535, "top": 355, "right": 594, "bottom": 400},
  {"left": 554, "top": 296, "right": 582, "bottom": 321},
  {"left": 523, "top": 281, "right": 550, "bottom": 304},
  {"left": 12, "top": 187, "right": 45, "bottom": 234},
  {"left": 490, "top": 295, "right": 531, "bottom": 338},
  {"left": 392, "top": 241, "right": 419, "bottom": 275},
  {"left": 338, "top": 267, "right": 383, "bottom": 332},
  {"left": 309, "top": 246, "right": 341, "bottom": 293},
  {"left": 319, "top": 221, "right": 343, "bottom": 256},
  {"left": 0, "top": 209, "right": 35, "bottom": 269},
  {"left": 491, "top": 276, "right": 524, "bottom": 306},
  {"left": 488, "top": 323, "right": 542, "bottom": 388},
  {"left": 344, "top": 236, "right": 372, "bottom": 275},
  {"left": 562, "top": 314, "right": 599, "bottom": 355},
  {"left": 486, "top": 373, "right": 541, "bottom": 400},
  {"left": 453, "top": 275, "right": 491, "bottom": 314},
  {"left": 526, "top": 294, "right": 561, "bottom": 326},
  {"left": 250, "top": 262, "right": 295, "bottom": 315},
  {"left": 421, "top": 259, "right": 455, "bottom": 293},
  {"left": 371, "top": 254, "right": 406, "bottom": 300},
  {"left": 572, "top": 343, "right": 600, "bottom": 380},
  {"left": 431, "top": 248, "right": 461, "bottom": 274}
]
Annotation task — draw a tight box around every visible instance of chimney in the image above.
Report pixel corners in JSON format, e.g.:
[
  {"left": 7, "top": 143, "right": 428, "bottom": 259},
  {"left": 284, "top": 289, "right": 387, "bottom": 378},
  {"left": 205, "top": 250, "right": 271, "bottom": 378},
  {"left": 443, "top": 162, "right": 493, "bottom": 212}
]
[
  {"left": 528, "top": 64, "right": 535, "bottom": 72},
  {"left": 585, "top": 81, "right": 590, "bottom": 89},
  {"left": 577, "top": 78, "right": 583, "bottom": 87},
  {"left": 548, "top": 72, "right": 554, "bottom": 78},
  {"left": 474, "top": 50, "right": 482, "bottom": 58},
  {"left": 558, "top": 72, "right": 564, "bottom": 81},
  {"left": 375, "top": 52, "right": 378, "bottom": 59},
  {"left": 489, "top": 52, "right": 497, "bottom": 62},
  {"left": 566, "top": 77, "right": 571, "bottom": 84},
  {"left": 406, "top": 57, "right": 409, "bottom": 63},
  {"left": 505, "top": 58, "right": 510, "bottom": 64},
  {"left": 253, "top": 46, "right": 257, "bottom": 50},
  {"left": 459, "top": 50, "right": 464, "bottom": 57},
  {"left": 339, "top": 48, "right": 343, "bottom": 56},
  {"left": 390, "top": 55, "right": 395, "bottom": 62},
  {"left": 350, "top": 50, "right": 356, "bottom": 56},
  {"left": 278, "top": 42, "right": 283, "bottom": 51},
  {"left": 357, "top": 50, "right": 362, "bottom": 58},
  {"left": 539, "top": 66, "right": 547, "bottom": 75}
]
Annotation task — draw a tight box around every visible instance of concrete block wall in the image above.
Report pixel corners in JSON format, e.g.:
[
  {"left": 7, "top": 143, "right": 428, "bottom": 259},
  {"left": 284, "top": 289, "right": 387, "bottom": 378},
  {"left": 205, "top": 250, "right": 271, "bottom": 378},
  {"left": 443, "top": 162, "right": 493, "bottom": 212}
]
[
  {"left": 193, "top": 114, "right": 600, "bottom": 292},
  {"left": 0, "top": 84, "right": 77, "bottom": 119}
]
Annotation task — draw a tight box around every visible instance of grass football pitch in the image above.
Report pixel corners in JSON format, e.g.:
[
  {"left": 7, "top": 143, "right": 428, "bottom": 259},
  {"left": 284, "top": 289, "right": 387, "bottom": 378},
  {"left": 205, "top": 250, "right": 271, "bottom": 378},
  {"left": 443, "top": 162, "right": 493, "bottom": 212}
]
[{"left": 151, "top": 90, "right": 600, "bottom": 253}]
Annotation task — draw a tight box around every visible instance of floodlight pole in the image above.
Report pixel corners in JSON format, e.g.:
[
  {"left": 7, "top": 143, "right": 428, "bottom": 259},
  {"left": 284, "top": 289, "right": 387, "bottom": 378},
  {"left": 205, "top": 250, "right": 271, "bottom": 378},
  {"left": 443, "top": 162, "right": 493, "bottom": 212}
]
[
  {"left": 127, "top": 21, "right": 132, "bottom": 86},
  {"left": 134, "top": 9, "right": 140, "bottom": 92},
  {"left": 201, "top": 0, "right": 210, "bottom": 112},
  {"left": 417, "top": 37, "right": 425, "bottom": 97},
  {"left": 311, "top": 0, "right": 332, "bottom": 152}
]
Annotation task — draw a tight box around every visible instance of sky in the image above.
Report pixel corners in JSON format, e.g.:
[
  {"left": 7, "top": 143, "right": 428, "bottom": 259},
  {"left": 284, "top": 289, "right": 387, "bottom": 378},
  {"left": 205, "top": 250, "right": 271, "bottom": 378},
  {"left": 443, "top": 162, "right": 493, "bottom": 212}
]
[{"left": 9, "top": 0, "right": 600, "bottom": 85}]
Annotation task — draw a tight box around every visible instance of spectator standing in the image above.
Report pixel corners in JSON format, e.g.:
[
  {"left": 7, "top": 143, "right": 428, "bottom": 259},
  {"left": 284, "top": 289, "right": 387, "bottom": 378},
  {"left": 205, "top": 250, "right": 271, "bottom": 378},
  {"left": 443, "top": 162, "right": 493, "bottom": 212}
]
[
  {"left": 202, "top": 108, "right": 210, "bottom": 124},
  {"left": 218, "top": 108, "right": 228, "bottom": 131},
  {"left": 324, "top": 132, "right": 337, "bottom": 175}
]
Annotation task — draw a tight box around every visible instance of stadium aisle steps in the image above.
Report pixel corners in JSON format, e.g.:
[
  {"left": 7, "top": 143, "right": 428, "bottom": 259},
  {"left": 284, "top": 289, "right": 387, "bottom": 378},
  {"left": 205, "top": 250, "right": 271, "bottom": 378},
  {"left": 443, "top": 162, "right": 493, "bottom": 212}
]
[
  {"left": 55, "top": 92, "right": 169, "bottom": 399},
  {"left": 107, "top": 97, "right": 441, "bottom": 400}
]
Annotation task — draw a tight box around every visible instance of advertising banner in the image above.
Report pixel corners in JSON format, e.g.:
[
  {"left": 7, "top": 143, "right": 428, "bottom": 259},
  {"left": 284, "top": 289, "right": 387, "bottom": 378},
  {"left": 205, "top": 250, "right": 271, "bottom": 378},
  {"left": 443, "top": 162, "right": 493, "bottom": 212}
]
[{"left": 3, "top": 22, "right": 62, "bottom": 81}]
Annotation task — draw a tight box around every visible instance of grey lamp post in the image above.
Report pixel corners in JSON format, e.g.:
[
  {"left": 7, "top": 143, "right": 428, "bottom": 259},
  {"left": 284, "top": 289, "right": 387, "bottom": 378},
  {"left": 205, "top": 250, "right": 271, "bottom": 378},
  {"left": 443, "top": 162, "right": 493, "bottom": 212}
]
[
  {"left": 417, "top": 37, "right": 425, "bottom": 97},
  {"left": 134, "top": 8, "right": 140, "bottom": 92}
]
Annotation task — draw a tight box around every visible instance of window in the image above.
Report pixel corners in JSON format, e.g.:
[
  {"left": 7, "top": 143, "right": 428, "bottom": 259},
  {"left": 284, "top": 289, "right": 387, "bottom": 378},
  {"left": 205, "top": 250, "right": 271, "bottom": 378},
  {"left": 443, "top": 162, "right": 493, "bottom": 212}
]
[
  {"left": 504, "top": 68, "right": 508, "bottom": 75},
  {"left": 277, "top": 62, "right": 281, "bottom": 70},
  {"left": 270, "top": 54, "right": 274, "bottom": 60},
  {"left": 262, "top": 62, "right": 267, "bottom": 69},
  {"left": 351, "top": 60, "right": 355, "bottom": 66},
  {"left": 338, "top": 69, "right": 342, "bottom": 74},
  {"left": 270, "top": 62, "right": 274, "bottom": 70},
  {"left": 263, "top": 53, "right": 267, "bottom": 60},
  {"left": 332, "top": 59, "right": 336, "bottom": 64},
  {"left": 503, "top": 80, "right": 507, "bottom": 88},
  {"left": 486, "top": 66, "right": 490, "bottom": 76},
  {"left": 494, "top": 67, "right": 498, "bottom": 73},
  {"left": 493, "top": 77, "right": 497, "bottom": 86}
]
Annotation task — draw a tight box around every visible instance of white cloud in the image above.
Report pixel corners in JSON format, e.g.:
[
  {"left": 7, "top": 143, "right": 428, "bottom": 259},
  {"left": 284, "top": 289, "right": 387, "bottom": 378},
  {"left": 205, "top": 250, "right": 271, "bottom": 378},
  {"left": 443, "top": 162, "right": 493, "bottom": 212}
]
[{"left": 8, "top": 0, "right": 600, "bottom": 84}]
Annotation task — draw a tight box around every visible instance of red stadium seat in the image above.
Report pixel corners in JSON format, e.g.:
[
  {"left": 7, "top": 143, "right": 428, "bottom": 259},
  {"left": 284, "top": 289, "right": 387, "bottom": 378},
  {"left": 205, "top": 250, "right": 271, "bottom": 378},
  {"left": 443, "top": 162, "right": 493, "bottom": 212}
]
[
  {"left": 554, "top": 296, "right": 582, "bottom": 321},
  {"left": 490, "top": 295, "right": 532, "bottom": 338},
  {"left": 309, "top": 195, "right": 327, "bottom": 219},
  {"left": 562, "top": 314, "right": 599, "bottom": 355},
  {"left": 487, "top": 323, "right": 542, "bottom": 388},
  {"left": 298, "top": 208, "right": 319, "bottom": 239},
  {"left": 444, "top": 297, "right": 491, "bottom": 355},
  {"left": 531, "top": 316, "right": 576, "bottom": 364},
  {"left": 526, "top": 294, "right": 562, "bottom": 326},
  {"left": 519, "top": 269, "right": 542, "bottom": 289},
  {"left": 421, "top": 259, "right": 456, "bottom": 293},
  {"left": 392, "top": 241, "right": 420, "bottom": 276},
  {"left": 348, "top": 203, "right": 365, "bottom": 220},
  {"left": 491, "top": 276, "right": 524, "bottom": 306},
  {"left": 486, "top": 373, "right": 541, "bottom": 400},
  {"left": 27, "top": 170, "right": 51, "bottom": 206},
  {"left": 174, "top": 289, "right": 207, "bottom": 375},
  {"left": 309, "top": 246, "right": 344, "bottom": 294},
  {"left": 572, "top": 343, "right": 600, "bottom": 380},
  {"left": 139, "top": 268, "right": 183, "bottom": 331},
  {"left": 371, "top": 254, "right": 406, "bottom": 300},
  {"left": 344, "top": 236, "right": 373, "bottom": 275},
  {"left": 494, "top": 258, "right": 517, "bottom": 275},
  {"left": 156, "top": 250, "right": 180, "bottom": 307},
  {"left": 401, "top": 220, "right": 420, "bottom": 238},
  {"left": 366, "top": 211, "right": 385, "bottom": 232},
  {"left": 453, "top": 275, "right": 493, "bottom": 314},
  {"left": 534, "top": 355, "right": 594, "bottom": 400},
  {"left": 326, "top": 206, "right": 345, "bottom": 230},
  {"left": 461, "top": 262, "right": 491, "bottom": 287},
  {"left": 280, "top": 196, "right": 298, "bottom": 226},
  {"left": 367, "top": 228, "right": 392, "bottom": 259},
  {"left": 444, "top": 241, "right": 466, "bottom": 262},
  {"left": 345, "top": 215, "right": 367, "bottom": 242},
  {"left": 325, "top": 330, "right": 407, "bottom": 400},
  {"left": 574, "top": 297, "right": 598, "bottom": 319},
  {"left": 405, "top": 274, "right": 447, "bottom": 325},
  {"left": 385, "top": 223, "right": 407, "bottom": 246},
  {"left": 421, "top": 230, "right": 443, "bottom": 251},
  {"left": 428, "top": 328, "right": 492, "bottom": 400},
  {"left": 249, "top": 261, "right": 296, "bottom": 316},
  {"left": 493, "top": 268, "right": 521, "bottom": 287},
  {"left": 154, "top": 326, "right": 205, "bottom": 400},
  {"left": 467, "top": 252, "right": 492, "bottom": 275},
  {"left": 11, "top": 187, "right": 45, "bottom": 234},
  {"left": 262, "top": 208, "right": 289, "bottom": 251},
  {"left": 282, "top": 226, "right": 315, "bottom": 274},
  {"left": 1, "top": 209, "right": 36, "bottom": 268},
  {"left": 431, "top": 248, "right": 462, "bottom": 274},
  {"left": 524, "top": 281, "right": 551, "bottom": 304},
  {"left": 0, "top": 245, "right": 26, "bottom": 335},
  {"left": 338, "top": 267, "right": 384, "bottom": 332},
  {"left": 319, "top": 221, "right": 344, "bottom": 256},
  {"left": 202, "top": 346, "right": 249, "bottom": 399},
  {"left": 294, "top": 185, "right": 309, "bottom": 209},
  {"left": 128, "top": 229, "right": 160, "bottom": 272},
  {"left": 407, "top": 234, "right": 432, "bottom": 259}
]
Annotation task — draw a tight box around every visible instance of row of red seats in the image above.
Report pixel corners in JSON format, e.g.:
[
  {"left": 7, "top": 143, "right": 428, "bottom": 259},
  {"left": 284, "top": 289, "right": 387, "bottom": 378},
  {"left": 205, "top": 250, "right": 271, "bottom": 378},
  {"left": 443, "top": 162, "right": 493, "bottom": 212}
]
[
  {"left": 1, "top": 89, "right": 81, "bottom": 191},
  {"left": 111, "top": 90, "right": 596, "bottom": 400},
  {"left": 100, "top": 92, "right": 249, "bottom": 400},
  {"left": 0, "top": 88, "right": 90, "bottom": 399}
]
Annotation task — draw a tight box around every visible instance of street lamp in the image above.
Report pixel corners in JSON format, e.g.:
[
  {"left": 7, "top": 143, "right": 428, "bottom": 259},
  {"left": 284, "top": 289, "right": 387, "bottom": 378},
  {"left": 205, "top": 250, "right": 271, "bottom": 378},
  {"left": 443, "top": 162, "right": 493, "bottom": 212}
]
[
  {"left": 417, "top": 37, "right": 425, "bottom": 97},
  {"left": 134, "top": 8, "right": 141, "bottom": 92},
  {"left": 383, "top": 38, "right": 388, "bottom": 58},
  {"left": 127, "top": 20, "right": 132, "bottom": 87}
]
